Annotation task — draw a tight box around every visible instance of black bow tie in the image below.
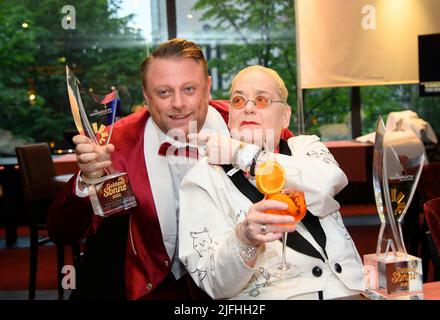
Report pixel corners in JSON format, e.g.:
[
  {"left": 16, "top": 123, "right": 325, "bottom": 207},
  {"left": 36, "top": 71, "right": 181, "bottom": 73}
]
[{"left": 158, "top": 142, "right": 199, "bottom": 159}]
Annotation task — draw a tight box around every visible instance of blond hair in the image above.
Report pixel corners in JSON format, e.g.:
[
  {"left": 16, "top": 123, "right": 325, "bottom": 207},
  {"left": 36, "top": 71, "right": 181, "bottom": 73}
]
[
  {"left": 140, "top": 38, "right": 208, "bottom": 92},
  {"left": 230, "top": 65, "right": 288, "bottom": 102}
]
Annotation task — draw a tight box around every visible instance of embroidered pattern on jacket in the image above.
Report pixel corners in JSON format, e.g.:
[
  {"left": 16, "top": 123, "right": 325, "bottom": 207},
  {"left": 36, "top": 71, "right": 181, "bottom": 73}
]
[
  {"left": 331, "top": 212, "right": 362, "bottom": 263},
  {"left": 237, "top": 209, "right": 247, "bottom": 221},
  {"left": 306, "top": 149, "right": 338, "bottom": 166},
  {"left": 187, "top": 227, "right": 216, "bottom": 281},
  {"left": 249, "top": 268, "right": 270, "bottom": 297},
  {"left": 351, "top": 240, "right": 363, "bottom": 264},
  {"left": 185, "top": 262, "right": 208, "bottom": 282},
  {"left": 331, "top": 212, "right": 352, "bottom": 240},
  {"left": 331, "top": 212, "right": 346, "bottom": 229}
]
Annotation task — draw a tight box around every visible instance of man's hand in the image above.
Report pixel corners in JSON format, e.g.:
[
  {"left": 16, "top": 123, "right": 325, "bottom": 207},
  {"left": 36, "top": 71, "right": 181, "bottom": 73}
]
[
  {"left": 73, "top": 135, "right": 114, "bottom": 180},
  {"left": 188, "top": 132, "right": 242, "bottom": 165}
]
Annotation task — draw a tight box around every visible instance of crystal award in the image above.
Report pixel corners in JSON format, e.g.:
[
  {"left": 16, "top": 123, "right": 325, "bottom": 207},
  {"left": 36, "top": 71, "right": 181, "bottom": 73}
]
[
  {"left": 66, "top": 66, "right": 137, "bottom": 217},
  {"left": 363, "top": 117, "right": 425, "bottom": 299}
]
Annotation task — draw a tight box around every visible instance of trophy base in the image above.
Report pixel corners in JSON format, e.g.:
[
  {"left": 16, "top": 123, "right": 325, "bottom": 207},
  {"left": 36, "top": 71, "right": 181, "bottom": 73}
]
[
  {"left": 89, "top": 172, "right": 137, "bottom": 217},
  {"left": 362, "top": 289, "right": 423, "bottom": 300},
  {"left": 363, "top": 252, "right": 423, "bottom": 300}
]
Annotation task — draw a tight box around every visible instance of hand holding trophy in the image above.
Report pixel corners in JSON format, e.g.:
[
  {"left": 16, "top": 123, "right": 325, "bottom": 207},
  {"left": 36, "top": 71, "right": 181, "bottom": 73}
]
[{"left": 66, "top": 66, "right": 137, "bottom": 217}]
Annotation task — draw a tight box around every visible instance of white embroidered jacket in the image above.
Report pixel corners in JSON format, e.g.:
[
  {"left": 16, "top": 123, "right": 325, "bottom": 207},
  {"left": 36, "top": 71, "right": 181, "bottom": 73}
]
[{"left": 178, "top": 135, "right": 365, "bottom": 300}]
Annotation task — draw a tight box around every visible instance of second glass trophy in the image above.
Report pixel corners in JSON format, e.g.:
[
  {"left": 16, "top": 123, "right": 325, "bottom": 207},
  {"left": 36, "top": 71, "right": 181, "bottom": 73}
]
[
  {"left": 66, "top": 66, "right": 137, "bottom": 217},
  {"left": 363, "top": 117, "right": 425, "bottom": 299}
]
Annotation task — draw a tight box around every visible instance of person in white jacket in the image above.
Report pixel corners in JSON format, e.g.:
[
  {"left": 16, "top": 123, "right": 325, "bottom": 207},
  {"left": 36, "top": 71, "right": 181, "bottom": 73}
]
[{"left": 178, "top": 65, "right": 364, "bottom": 300}]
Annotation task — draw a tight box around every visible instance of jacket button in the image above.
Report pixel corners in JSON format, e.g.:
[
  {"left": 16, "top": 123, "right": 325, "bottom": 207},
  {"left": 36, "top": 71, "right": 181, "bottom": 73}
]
[
  {"left": 334, "top": 263, "right": 342, "bottom": 273},
  {"left": 146, "top": 283, "right": 153, "bottom": 290},
  {"left": 165, "top": 260, "right": 169, "bottom": 267},
  {"left": 312, "top": 266, "right": 322, "bottom": 277}
]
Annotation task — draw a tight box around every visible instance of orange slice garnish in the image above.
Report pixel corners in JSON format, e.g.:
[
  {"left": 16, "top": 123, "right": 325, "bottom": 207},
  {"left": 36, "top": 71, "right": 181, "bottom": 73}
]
[{"left": 255, "top": 161, "right": 285, "bottom": 195}]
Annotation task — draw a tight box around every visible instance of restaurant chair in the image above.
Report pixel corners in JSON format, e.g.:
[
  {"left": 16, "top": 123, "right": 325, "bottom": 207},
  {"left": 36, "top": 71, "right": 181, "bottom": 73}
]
[
  {"left": 424, "top": 198, "right": 440, "bottom": 281},
  {"left": 15, "top": 143, "right": 80, "bottom": 300},
  {"left": 418, "top": 163, "right": 440, "bottom": 204},
  {"left": 416, "top": 162, "right": 440, "bottom": 281}
]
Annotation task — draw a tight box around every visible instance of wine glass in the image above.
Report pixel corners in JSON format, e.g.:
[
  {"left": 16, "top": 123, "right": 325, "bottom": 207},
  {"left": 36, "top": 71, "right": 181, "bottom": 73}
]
[{"left": 264, "top": 166, "right": 307, "bottom": 279}]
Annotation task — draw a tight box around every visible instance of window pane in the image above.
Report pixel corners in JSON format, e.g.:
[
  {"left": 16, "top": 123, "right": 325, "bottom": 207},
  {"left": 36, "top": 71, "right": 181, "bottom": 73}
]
[
  {"left": 0, "top": 0, "right": 152, "bottom": 154},
  {"left": 304, "top": 87, "right": 352, "bottom": 141},
  {"left": 151, "top": 0, "right": 168, "bottom": 44},
  {"left": 1, "top": 0, "right": 438, "bottom": 156},
  {"left": 176, "top": 0, "right": 297, "bottom": 127}
]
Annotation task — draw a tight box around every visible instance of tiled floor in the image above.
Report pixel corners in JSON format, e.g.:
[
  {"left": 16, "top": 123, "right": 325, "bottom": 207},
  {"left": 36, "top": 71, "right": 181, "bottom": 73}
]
[
  {"left": 0, "top": 236, "right": 31, "bottom": 250},
  {"left": 0, "top": 290, "right": 71, "bottom": 300}
]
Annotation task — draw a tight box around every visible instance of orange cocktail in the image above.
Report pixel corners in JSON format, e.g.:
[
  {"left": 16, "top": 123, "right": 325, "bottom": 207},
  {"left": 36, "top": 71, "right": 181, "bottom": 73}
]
[
  {"left": 266, "top": 191, "right": 306, "bottom": 225},
  {"left": 256, "top": 160, "right": 306, "bottom": 225},
  {"left": 255, "top": 160, "right": 306, "bottom": 278}
]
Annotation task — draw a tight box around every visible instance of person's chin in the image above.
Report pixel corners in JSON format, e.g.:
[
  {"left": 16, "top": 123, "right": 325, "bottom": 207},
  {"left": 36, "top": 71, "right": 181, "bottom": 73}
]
[
  {"left": 239, "top": 132, "right": 255, "bottom": 145},
  {"left": 242, "top": 128, "right": 266, "bottom": 144},
  {"left": 165, "top": 123, "right": 189, "bottom": 139}
]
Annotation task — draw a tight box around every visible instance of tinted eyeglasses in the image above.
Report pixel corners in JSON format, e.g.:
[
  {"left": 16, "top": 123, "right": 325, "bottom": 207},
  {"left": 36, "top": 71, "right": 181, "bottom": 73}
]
[{"left": 230, "top": 95, "right": 285, "bottom": 109}]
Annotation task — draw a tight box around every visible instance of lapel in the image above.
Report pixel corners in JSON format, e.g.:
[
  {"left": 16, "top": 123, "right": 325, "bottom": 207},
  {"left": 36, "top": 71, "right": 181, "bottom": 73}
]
[
  {"left": 222, "top": 164, "right": 265, "bottom": 203},
  {"left": 118, "top": 105, "right": 229, "bottom": 263},
  {"left": 144, "top": 118, "right": 177, "bottom": 261},
  {"left": 222, "top": 139, "right": 328, "bottom": 262},
  {"left": 110, "top": 108, "right": 170, "bottom": 260}
]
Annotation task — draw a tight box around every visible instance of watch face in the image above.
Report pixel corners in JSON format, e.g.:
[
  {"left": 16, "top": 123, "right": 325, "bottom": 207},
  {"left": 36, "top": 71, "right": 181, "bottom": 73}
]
[
  {"left": 241, "top": 148, "right": 256, "bottom": 165},
  {"left": 242, "top": 149, "right": 253, "bottom": 157}
]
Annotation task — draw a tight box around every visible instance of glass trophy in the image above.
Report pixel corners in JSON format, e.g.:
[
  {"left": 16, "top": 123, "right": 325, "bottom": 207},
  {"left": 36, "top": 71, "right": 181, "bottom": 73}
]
[
  {"left": 66, "top": 66, "right": 137, "bottom": 217},
  {"left": 363, "top": 117, "right": 425, "bottom": 300}
]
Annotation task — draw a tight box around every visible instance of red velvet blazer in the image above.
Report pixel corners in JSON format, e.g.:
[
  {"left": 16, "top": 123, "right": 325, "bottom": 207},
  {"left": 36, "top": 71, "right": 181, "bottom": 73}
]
[{"left": 47, "top": 102, "right": 229, "bottom": 300}]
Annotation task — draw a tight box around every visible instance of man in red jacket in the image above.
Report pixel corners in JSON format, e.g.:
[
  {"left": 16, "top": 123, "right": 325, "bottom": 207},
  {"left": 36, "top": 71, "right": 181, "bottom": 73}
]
[{"left": 48, "top": 38, "right": 229, "bottom": 300}]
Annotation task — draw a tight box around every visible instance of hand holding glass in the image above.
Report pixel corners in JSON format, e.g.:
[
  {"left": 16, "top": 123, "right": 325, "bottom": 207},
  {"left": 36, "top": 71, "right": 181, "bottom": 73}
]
[{"left": 256, "top": 161, "right": 307, "bottom": 279}]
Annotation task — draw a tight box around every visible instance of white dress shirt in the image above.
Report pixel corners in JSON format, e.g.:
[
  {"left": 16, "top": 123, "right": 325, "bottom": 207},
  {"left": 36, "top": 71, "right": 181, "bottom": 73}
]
[{"left": 144, "top": 106, "right": 228, "bottom": 279}]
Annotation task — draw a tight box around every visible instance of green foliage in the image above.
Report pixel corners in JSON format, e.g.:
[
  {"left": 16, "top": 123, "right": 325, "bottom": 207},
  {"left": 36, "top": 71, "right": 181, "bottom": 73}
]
[
  {"left": 0, "top": 0, "right": 146, "bottom": 149},
  {"left": 193, "top": 0, "right": 297, "bottom": 128},
  {"left": 302, "top": 87, "right": 351, "bottom": 136},
  {"left": 361, "top": 85, "right": 402, "bottom": 134},
  {"left": 1, "top": 0, "right": 438, "bottom": 148}
]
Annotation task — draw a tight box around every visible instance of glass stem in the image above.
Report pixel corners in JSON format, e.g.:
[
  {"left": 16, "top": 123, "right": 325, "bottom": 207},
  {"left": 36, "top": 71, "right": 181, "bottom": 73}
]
[{"left": 281, "top": 232, "right": 288, "bottom": 270}]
